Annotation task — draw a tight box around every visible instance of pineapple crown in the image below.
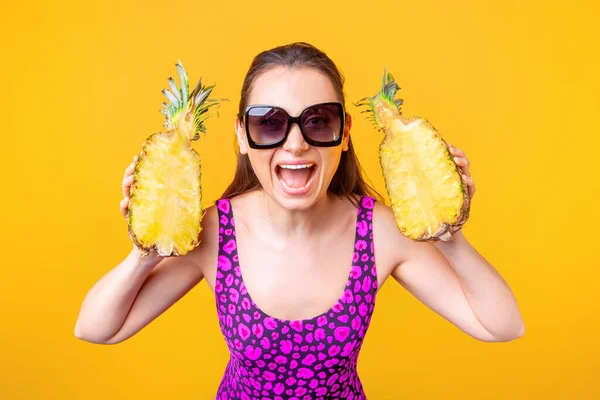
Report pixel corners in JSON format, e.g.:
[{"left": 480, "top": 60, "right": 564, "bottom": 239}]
[
  {"left": 355, "top": 69, "right": 403, "bottom": 130},
  {"left": 160, "top": 60, "right": 225, "bottom": 140}
]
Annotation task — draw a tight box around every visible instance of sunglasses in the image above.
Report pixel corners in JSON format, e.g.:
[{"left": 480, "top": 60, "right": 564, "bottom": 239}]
[{"left": 241, "top": 102, "right": 345, "bottom": 149}]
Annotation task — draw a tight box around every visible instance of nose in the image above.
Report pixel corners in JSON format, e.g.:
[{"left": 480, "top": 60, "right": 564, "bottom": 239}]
[{"left": 282, "top": 122, "right": 309, "bottom": 154}]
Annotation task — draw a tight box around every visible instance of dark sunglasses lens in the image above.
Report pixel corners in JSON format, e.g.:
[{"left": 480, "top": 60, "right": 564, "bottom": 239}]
[
  {"left": 247, "top": 107, "right": 287, "bottom": 145},
  {"left": 301, "top": 104, "right": 342, "bottom": 143}
]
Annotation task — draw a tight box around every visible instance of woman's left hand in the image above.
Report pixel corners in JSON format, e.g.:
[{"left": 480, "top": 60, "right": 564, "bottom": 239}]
[{"left": 448, "top": 143, "right": 476, "bottom": 200}]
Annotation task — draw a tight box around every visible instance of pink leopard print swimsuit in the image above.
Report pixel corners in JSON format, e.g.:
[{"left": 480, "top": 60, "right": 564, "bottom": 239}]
[{"left": 214, "top": 196, "right": 378, "bottom": 400}]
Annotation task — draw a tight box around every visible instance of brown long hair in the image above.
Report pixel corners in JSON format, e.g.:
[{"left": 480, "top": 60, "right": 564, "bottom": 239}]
[{"left": 221, "top": 42, "right": 383, "bottom": 206}]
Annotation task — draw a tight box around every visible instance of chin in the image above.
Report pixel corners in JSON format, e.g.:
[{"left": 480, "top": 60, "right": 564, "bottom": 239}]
[{"left": 271, "top": 192, "right": 321, "bottom": 211}]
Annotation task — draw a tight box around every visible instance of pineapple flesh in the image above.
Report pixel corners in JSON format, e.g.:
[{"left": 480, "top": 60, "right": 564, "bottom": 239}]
[
  {"left": 356, "top": 71, "right": 470, "bottom": 241},
  {"left": 127, "top": 61, "right": 222, "bottom": 256}
]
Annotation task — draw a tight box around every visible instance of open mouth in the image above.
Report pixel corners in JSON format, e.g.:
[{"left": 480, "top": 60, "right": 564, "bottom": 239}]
[{"left": 275, "top": 163, "right": 317, "bottom": 193}]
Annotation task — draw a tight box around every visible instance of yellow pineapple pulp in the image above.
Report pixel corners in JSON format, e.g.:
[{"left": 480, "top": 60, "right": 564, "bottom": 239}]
[
  {"left": 127, "top": 61, "right": 223, "bottom": 256},
  {"left": 356, "top": 71, "right": 470, "bottom": 241}
]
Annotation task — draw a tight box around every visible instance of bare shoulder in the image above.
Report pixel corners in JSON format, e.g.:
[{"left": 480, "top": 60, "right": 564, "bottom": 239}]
[
  {"left": 372, "top": 201, "right": 452, "bottom": 286},
  {"left": 371, "top": 201, "right": 415, "bottom": 282},
  {"left": 188, "top": 203, "right": 220, "bottom": 287}
]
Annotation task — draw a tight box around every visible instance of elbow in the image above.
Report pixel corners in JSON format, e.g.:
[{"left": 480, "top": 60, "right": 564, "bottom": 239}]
[
  {"left": 508, "top": 320, "right": 527, "bottom": 341},
  {"left": 514, "top": 323, "right": 526, "bottom": 340},
  {"left": 74, "top": 323, "right": 119, "bottom": 345},
  {"left": 485, "top": 324, "right": 526, "bottom": 343},
  {"left": 469, "top": 319, "right": 525, "bottom": 343},
  {"left": 500, "top": 328, "right": 525, "bottom": 342},
  {"left": 73, "top": 321, "right": 86, "bottom": 341},
  {"left": 73, "top": 325, "right": 99, "bottom": 344},
  {"left": 74, "top": 320, "right": 93, "bottom": 342}
]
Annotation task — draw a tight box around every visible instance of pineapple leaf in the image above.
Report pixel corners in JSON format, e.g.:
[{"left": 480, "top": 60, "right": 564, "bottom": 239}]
[
  {"left": 379, "top": 68, "right": 401, "bottom": 110},
  {"left": 176, "top": 61, "right": 189, "bottom": 102},
  {"left": 168, "top": 78, "right": 181, "bottom": 102},
  {"left": 164, "top": 102, "right": 175, "bottom": 116},
  {"left": 162, "top": 89, "right": 179, "bottom": 107},
  {"left": 355, "top": 68, "right": 403, "bottom": 130},
  {"left": 191, "top": 77, "right": 203, "bottom": 98},
  {"left": 196, "top": 102, "right": 220, "bottom": 116},
  {"left": 194, "top": 85, "right": 213, "bottom": 106}
]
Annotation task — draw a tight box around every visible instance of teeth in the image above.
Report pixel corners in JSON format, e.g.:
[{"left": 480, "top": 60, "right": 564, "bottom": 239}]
[{"left": 279, "top": 163, "right": 314, "bottom": 170}]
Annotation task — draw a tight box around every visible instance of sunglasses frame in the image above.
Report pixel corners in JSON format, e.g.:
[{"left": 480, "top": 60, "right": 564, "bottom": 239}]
[{"left": 241, "top": 102, "right": 346, "bottom": 149}]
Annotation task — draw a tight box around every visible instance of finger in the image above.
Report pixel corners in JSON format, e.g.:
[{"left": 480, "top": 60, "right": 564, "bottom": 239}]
[
  {"left": 462, "top": 175, "right": 476, "bottom": 197},
  {"left": 451, "top": 147, "right": 466, "bottom": 157},
  {"left": 121, "top": 175, "right": 133, "bottom": 197},
  {"left": 124, "top": 162, "right": 135, "bottom": 178},
  {"left": 120, "top": 197, "right": 129, "bottom": 216},
  {"left": 453, "top": 157, "right": 470, "bottom": 168},
  {"left": 454, "top": 157, "right": 471, "bottom": 176},
  {"left": 124, "top": 155, "right": 139, "bottom": 177},
  {"left": 462, "top": 174, "right": 474, "bottom": 184},
  {"left": 122, "top": 175, "right": 134, "bottom": 197}
]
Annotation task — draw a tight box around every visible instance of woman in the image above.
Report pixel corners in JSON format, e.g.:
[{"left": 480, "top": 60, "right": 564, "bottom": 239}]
[{"left": 74, "top": 42, "right": 525, "bottom": 399}]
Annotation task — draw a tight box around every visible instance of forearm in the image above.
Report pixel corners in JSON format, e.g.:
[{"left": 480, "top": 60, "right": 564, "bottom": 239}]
[
  {"left": 435, "top": 231, "right": 525, "bottom": 341},
  {"left": 74, "top": 247, "right": 161, "bottom": 343}
]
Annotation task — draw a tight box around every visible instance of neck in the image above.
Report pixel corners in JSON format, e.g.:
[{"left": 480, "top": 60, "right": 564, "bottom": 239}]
[{"left": 255, "top": 191, "right": 338, "bottom": 238}]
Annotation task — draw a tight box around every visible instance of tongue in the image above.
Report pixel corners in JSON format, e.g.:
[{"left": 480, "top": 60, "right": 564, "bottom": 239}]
[{"left": 278, "top": 167, "right": 312, "bottom": 189}]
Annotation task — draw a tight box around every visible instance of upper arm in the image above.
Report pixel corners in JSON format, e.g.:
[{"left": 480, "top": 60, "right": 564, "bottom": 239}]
[
  {"left": 104, "top": 205, "right": 219, "bottom": 344},
  {"left": 373, "top": 203, "right": 497, "bottom": 342}
]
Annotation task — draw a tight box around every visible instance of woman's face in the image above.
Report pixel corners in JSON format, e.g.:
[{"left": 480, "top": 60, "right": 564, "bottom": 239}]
[{"left": 235, "top": 66, "right": 351, "bottom": 211}]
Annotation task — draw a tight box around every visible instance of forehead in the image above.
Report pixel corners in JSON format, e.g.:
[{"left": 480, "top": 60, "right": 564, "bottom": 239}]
[{"left": 247, "top": 66, "right": 340, "bottom": 115}]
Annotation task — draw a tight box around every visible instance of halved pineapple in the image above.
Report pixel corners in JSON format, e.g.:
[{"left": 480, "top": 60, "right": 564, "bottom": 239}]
[
  {"left": 356, "top": 70, "right": 470, "bottom": 241},
  {"left": 127, "top": 61, "right": 222, "bottom": 256}
]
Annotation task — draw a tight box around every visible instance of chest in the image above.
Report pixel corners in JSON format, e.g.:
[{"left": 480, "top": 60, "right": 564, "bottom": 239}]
[{"left": 234, "top": 226, "right": 358, "bottom": 321}]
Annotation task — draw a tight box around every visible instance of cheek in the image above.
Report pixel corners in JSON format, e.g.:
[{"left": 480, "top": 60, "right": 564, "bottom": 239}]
[
  {"left": 247, "top": 150, "right": 275, "bottom": 184},
  {"left": 320, "top": 148, "right": 343, "bottom": 176}
]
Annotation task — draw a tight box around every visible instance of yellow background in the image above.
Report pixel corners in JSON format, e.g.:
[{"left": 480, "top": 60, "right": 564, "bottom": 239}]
[{"left": 1, "top": 0, "right": 598, "bottom": 398}]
